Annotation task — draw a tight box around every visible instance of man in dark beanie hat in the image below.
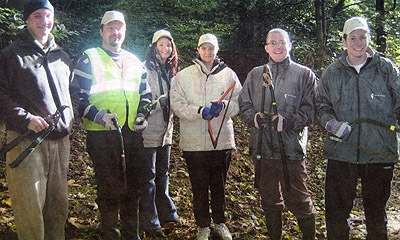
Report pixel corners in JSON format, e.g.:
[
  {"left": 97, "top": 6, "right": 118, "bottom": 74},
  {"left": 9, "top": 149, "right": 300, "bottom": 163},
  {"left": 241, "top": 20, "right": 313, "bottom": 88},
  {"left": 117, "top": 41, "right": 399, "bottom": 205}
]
[
  {"left": 23, "top": 0, "right": 54, "bottom": 21},
  {"left": 0, "top": 0, "right": 79, "bottom": 239}
]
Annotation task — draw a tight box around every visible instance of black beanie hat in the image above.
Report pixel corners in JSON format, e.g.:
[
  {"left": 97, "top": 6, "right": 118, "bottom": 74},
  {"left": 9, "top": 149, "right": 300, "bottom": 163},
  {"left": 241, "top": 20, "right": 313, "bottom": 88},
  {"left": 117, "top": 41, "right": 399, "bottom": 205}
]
[{"left": 23, "top": 0, "right": 54, "bottom": 21}]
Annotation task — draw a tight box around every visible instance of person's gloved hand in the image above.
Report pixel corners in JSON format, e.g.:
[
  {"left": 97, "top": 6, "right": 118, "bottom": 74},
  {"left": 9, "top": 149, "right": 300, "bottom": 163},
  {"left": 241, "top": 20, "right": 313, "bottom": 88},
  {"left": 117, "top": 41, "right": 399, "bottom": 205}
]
[
  {"left": 254, "top": 112, "right": 268, "bottom": 129},
  {"left": 156, "top": 94, "right": 168, "bottom": 108},
  {"left": 325, "top": 119, "right": 351, "bottom": 138},
  {"left": 134, "top": 113, "right": 148, "bottom": 133},
  {"left": 271, "top": 113, "right": 287, "bottom": 132},
  {"left": 94, "top": 110, "right": 117, "bottom": 130},
  {"left": 201, "top": 107, "right": 213, "bottom": 120},
  {"left": 210, "top": 101, "right": 224, "bottom": 117}
]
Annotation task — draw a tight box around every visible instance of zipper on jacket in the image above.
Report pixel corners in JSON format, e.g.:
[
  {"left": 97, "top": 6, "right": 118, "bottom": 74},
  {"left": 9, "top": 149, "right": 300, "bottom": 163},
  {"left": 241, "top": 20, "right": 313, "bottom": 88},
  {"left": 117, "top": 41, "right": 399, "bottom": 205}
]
[{"left": 356, "top": 74, "right": 361, "bottom": 164}]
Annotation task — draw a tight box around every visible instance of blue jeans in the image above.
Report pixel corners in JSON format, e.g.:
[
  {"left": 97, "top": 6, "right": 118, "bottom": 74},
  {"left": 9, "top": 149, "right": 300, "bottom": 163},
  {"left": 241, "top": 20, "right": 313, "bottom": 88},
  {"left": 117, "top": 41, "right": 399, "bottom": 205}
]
[{"left": 139, "top": 145, "right": 178, "bottom": 230}]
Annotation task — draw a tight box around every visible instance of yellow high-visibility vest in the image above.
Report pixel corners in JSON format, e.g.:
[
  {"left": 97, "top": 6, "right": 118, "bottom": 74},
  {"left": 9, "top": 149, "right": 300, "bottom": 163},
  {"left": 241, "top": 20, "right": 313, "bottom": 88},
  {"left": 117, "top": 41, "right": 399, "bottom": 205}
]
[{"left": 83, "top": 47, "right": 144, "bottom": 131}]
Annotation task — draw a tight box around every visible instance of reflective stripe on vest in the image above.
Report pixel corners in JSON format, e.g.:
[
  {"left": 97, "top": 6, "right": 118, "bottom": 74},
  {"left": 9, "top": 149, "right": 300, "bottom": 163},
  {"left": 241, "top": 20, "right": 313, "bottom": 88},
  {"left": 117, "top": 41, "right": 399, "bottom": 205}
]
[{"left": 83, "top": 47, "right": 143, "bottom": 131}]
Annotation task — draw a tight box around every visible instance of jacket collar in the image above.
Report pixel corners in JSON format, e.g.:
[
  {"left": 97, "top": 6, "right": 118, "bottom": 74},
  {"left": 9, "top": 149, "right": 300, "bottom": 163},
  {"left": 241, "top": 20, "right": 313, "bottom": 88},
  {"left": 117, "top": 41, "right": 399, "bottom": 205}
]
[
  {"left": 268, "top": 55, "right": 291, "bottom": 72},
  {"left": 17, "top": 28, "right": 59, "bottom": 54},
  {"left": 193, "top": 56, "right": 227, "bottom": 76}
]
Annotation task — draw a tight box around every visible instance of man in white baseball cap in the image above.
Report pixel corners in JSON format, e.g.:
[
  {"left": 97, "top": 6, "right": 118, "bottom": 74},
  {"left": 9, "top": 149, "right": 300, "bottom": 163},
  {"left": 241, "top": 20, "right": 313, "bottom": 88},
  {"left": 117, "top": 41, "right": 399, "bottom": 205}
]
[
  {"left": 316, "top": 16, "right": 400, "bottom": 239},
  {"left": 342, "top": 16, "right": 370, "bottom": 35},
  {"left": 101, "top": 10, "right": 126, "bottom": 26},
  {"left": 75, "top": 9, "right": 152, "bottom": 240}
]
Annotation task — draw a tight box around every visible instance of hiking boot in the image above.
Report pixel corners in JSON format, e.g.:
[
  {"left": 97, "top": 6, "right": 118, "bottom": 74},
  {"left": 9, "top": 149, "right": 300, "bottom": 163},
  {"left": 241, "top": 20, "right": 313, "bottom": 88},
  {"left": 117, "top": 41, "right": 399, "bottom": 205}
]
[
  {"left": 214, "top": 223, "right": 232, "bottom": 240},
  {"left": 196, "top": 227, "right": 211, "bottom": 240},
  {"left": 144, "top": 228, "right": 166, "bottom": 239}
]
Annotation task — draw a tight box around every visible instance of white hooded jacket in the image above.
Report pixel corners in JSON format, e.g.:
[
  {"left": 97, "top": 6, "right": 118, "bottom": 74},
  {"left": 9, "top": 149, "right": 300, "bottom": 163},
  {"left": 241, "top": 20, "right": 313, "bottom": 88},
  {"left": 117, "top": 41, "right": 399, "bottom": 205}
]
[{"left": 170, "top": 58, "right": 242, "bottom": 151}]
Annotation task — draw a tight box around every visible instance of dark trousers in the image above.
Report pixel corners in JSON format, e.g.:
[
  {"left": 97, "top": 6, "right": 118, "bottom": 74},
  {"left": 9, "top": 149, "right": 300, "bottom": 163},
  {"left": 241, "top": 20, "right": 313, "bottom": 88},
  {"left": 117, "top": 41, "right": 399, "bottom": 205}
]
[
  {"left": 325, "top": 159, "right": 394, "bottom": 240},
  {"left": 184, "top": 150, "right": 231, "bottom": 228},
  {"left": 259, "top": 158, "right": 315, "bottom": 219},
  {"left": 87, "top": 128, "right": 142, "bottom": 238}
]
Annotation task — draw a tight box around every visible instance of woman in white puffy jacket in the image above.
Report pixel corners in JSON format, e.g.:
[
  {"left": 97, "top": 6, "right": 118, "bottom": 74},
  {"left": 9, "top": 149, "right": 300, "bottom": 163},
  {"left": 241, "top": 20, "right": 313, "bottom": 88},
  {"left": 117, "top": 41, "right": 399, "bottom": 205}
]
[{"left": 170, "top": 33, "right": 242, "bottom": 240}]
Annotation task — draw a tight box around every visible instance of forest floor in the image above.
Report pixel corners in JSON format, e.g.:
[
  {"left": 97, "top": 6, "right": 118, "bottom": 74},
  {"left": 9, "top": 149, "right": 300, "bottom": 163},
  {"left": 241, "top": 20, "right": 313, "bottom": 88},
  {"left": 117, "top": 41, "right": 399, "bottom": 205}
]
[{"left": 0, "top": 118, "right": 400, "bottom": 240}]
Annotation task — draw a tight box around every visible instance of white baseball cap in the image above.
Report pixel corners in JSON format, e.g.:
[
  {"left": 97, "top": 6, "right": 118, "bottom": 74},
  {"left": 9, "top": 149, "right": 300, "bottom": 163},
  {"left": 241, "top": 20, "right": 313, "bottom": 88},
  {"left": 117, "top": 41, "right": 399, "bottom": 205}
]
[
  {"left": 101, "top": 10, "right": 125, "bottom": 26},
  {"left": 152, "top": 29, "right": 173, "bottom": 44},
  {"left": 198, "top": 33, "right": 219, "bottom": 49},
  {"left": 343, "top": 17, "right": 370, "bottom": 35}
]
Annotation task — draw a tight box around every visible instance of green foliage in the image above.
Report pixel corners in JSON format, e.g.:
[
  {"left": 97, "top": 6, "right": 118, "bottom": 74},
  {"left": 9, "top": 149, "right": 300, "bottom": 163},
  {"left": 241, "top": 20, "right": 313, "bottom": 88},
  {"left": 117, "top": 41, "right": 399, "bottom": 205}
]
[{"left": 0, "top": 7, "right": 24, "bottom": 49}]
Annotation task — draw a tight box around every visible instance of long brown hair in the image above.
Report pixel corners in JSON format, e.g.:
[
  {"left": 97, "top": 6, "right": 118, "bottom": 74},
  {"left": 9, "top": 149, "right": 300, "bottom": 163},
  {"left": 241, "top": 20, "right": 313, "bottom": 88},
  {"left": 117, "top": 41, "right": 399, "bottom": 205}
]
[{"left": 145, "top": 37, "right": 179, "bottom": 77}]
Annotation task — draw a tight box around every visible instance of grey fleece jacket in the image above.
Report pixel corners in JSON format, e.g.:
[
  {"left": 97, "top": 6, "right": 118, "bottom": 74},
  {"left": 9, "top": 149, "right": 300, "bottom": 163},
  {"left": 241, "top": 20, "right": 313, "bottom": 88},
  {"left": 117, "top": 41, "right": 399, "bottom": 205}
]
[{"left": 239, "top": 56, "right": 317, "bottom": 160}]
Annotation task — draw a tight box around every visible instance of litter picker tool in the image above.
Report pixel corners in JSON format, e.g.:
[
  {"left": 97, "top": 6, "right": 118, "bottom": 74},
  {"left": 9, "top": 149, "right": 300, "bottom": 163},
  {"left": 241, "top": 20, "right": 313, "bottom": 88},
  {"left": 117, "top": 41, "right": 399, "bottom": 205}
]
[
  {"left": 208, "top": 81, "right": 236, "bottom": 149},
  {"left": 264, "top": 65, "right": 291, "bottom": 192},
  {"left": 2, "top": 105, "right": 69, "bottom": 168}
]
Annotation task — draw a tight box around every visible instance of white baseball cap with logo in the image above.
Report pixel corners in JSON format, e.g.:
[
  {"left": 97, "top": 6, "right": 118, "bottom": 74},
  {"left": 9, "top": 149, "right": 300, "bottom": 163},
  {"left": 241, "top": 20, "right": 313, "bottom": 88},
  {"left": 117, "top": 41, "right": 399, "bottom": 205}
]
[
  {"left": 343, "top": 16, "right": 370, "bottom": 35},
  {"left": 152, "top": 29, "right": 173, "bottom": 44},
  {"left": 198, "top": 33, "right": 219, "bottom": 49},
  {"left": 101, "top": 10, "right": 125, "bottom": 26}
]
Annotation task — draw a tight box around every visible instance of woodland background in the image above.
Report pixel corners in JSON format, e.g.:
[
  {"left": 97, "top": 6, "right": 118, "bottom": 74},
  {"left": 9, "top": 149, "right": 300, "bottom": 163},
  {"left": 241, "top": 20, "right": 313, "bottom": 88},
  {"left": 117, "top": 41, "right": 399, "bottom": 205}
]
[{"left": 1, "top": 0, "right": 400, "bottom": 239}]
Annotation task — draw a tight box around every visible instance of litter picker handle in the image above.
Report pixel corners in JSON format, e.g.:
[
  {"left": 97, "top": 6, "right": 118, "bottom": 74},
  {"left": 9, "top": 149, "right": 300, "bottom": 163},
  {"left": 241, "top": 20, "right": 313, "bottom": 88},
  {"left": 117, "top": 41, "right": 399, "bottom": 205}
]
[
  {"left": 0, "top": 130, "right": 34, "bottom": 161},
  {"left": 8, "top": 126, "right": 54, "bottom": 169},
  {"left": 217, "top": 81, "right": 236, "bottom": 105}
]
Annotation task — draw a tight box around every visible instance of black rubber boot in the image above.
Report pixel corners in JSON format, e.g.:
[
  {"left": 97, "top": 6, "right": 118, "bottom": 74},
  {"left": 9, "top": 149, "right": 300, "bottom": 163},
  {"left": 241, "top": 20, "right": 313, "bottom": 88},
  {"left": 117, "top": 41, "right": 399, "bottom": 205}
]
[
  {"left": 297, "top": 215, "right": 316, "bottom": 240},
  {"left": 120, "top": 197, "right": 141, "bottom": 240},
  {"left": 98, "top": 201, "right": 121, "bottom": 240},
  {"left": 263, "top": 209, "right": 282, "bottom": 240}
]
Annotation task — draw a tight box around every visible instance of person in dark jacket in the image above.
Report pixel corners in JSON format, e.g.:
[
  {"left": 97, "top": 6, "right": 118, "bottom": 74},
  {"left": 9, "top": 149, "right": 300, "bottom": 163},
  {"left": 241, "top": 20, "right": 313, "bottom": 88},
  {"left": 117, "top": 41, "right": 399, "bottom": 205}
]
[
  {"left": 239, "top": 28, "right": 317, "bottom": 240},
  {"left": 0, "top": 0, "right": 79, "bottom": 239},
  {"left": 74, "top": 10, "right": 151, "bottom": 240},
  {"left": 316, "top": 16, "right": 400, "bottom": 239}
]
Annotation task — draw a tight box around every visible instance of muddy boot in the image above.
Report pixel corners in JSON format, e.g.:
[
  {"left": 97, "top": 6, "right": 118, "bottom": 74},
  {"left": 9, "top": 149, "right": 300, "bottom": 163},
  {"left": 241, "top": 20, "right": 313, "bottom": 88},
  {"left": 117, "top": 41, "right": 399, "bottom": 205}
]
[
  {"left": 98, "top": 202, "right": 121, "bottom": 240},
  {"left": 326, "top": 222, "right": 350, "bottom": 240},
  {"left": 297, "top": 215, "right": 316, "bottom": 240},
  {"left": 263, "top": 209, "right": 282, "bottom": 240}
]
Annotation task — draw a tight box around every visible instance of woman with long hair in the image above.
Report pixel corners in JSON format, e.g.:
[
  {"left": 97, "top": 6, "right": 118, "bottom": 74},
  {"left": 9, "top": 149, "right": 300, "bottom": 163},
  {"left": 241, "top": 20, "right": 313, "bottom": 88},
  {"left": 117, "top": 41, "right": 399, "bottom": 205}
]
[{"left": 138, "top": 29, "right": 181, "bottom": 239}]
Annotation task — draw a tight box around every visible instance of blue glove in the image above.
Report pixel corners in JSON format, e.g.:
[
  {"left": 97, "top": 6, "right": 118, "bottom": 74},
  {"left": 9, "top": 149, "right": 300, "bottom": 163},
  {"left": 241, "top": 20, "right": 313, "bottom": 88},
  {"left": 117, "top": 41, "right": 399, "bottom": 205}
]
[
  {"left": 210, "top": 101, "right": 223, "bottom": 117},
  {"left": 325, "top": 119, "right": 351, "bottom": 138},
  {"left": 201, "top": 107, "right": 213, "bottom": 120},
  {"left": 134, "top": 113, "right": 148, "bottom": 133}
]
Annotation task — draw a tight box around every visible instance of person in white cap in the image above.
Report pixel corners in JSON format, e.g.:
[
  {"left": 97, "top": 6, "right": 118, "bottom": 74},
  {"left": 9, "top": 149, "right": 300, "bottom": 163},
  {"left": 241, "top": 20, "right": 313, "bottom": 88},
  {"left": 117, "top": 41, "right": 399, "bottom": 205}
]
[
  {"left": 170, "top": 33, "right": 242, "bottom": 240},
  {"left": 74, "top": 10, "right": 151, "bottom": 240},
  {"left": 316, "top": 16, "right": 400, "bottom": 239},
  {"left": 0, "top": 0, "right": 79, "bottom": 239},
  {"left": 136, "top": 29, "right": 182, "bottom": 239}
]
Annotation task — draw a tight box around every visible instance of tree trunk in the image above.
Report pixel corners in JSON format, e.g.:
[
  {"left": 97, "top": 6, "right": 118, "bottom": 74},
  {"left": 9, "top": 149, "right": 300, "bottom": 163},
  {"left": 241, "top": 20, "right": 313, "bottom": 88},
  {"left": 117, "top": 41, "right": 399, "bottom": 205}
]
[
  {"left": 314, "top": 0, "right": 326, "bottom": 70},
  {"left": 376, "top": 0, "right": 386, "bottom": 53}
]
